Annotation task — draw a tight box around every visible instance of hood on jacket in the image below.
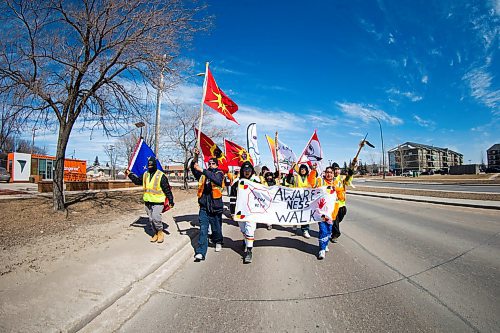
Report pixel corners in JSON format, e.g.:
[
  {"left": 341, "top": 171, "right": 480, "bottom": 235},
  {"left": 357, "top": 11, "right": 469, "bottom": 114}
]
[
  {"left": 148, "top": 156, "right": 158, "bottom": 173},
  {"left": 240, "top": 161, "right": 255, "bottom": 179}
]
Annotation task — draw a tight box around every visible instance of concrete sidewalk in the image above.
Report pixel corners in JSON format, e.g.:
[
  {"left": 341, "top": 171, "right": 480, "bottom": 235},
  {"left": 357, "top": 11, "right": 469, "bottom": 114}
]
[
  {"left": 0, "top": 197, "right": 200, "bottom": 333},
  {"left": 1, "top": 191, "right": 498, "bottom": 333}
]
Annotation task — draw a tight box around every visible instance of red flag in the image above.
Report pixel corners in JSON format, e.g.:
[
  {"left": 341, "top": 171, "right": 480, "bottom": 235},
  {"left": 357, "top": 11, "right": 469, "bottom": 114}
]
[
  {"left": 195, "top": 129, "right": 229, "bottom": 173},
  {"left": 203, "top": 68, "right": 239, "bottom": 124},
  {"left": 224, "top": 139, "right": 253, "bottom": 167}
]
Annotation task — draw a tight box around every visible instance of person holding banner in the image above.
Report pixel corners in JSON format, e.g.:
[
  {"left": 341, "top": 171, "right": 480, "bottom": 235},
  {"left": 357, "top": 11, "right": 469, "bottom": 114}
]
[
  {"left": 330, "top": 162, "right": 354, "bottom": 242},
  {"left": 285, "top": 163, "right": 318, "bottom": 239},
  {"left": 126, "top": 157, "right": 175, "bottom": 243},
  {"left": 261, "top": 170, "right": 277, "bottom": 231},
  {"left": 315, "top": 166, "right": 338, "bottom": 259},
  {"left": 190, "top": 148, "right": 225, "bottom": 261},
  {"left": 229, "top": 161, "right": 261, "bottom": 264}
]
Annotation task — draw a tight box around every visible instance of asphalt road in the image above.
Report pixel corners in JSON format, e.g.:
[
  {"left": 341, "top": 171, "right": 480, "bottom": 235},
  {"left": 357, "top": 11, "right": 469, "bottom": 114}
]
[
  {"left": 354, "top": 179, "right": 500, "bottom": 193},
  {"left": 118, "top": 196, "right": 500, "bottom": 332}
]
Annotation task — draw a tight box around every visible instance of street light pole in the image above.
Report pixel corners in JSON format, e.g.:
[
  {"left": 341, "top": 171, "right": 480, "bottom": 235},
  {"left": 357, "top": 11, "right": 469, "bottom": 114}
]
[{"left": 372, "top": 116, "right": 386, "bottom": 179}]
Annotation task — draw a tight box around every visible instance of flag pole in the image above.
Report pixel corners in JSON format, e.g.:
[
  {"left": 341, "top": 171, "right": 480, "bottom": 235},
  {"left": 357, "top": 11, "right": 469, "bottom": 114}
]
[
  {"left": 275, "top": 131, "right": 280, "bottom": 179},
  {"left": 196, "top": 62, "right": 209, "bottom": 151}
]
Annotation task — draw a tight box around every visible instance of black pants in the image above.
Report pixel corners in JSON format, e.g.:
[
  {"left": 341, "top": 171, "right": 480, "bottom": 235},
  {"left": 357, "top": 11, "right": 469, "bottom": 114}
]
[{"left": 331, "top": 206, "right": 347, "bottom": 239}]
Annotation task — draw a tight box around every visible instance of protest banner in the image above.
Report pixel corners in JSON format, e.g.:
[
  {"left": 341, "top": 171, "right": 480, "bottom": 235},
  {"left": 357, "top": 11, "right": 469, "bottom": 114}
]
[{"left": 233, "top": 179, "right": 338, "bottom": 225}]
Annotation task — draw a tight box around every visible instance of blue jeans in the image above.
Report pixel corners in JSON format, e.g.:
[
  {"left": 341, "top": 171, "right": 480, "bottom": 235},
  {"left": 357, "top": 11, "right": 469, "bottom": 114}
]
[
  {"left": 318, "top": 222, "right": 332, "bottom": 251},
  {"left": 196, "top": 208, "right": 223, "bottom": 258}
]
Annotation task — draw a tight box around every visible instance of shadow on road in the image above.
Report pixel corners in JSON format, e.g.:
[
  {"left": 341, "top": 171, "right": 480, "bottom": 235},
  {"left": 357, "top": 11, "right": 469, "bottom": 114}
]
[{"left": 172, "top": 214, "right": 200, "bottom": 252}]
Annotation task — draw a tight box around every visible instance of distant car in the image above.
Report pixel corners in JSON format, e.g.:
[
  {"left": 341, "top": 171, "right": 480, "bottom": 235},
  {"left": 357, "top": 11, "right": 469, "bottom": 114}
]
[
  {"left": 0, "top": 167, "right": 11, "bottom": 182},
  {"left": 401, "top": 171, "right": 413, "bottom": 177}
]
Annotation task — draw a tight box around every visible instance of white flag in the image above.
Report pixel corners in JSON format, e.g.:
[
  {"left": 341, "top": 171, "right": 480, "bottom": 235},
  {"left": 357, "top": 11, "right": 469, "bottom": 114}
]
[
  {"left": 297, "top": 130, "right": 324, "bottom": 173},
  {"left": 277, "top": 138, "right": 297, "bottom": 173},
  {"left": 247, "top": 123, "right": 261, "bottom": 166}
]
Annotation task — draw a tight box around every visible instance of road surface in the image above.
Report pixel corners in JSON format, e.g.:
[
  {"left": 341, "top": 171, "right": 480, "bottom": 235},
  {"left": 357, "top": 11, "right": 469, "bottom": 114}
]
[
  {"left": 117, "top": 196, "right": 500, "bottom": 332},
  {"left": 355, "top": 179, "right": 500, "bottom": 193}
]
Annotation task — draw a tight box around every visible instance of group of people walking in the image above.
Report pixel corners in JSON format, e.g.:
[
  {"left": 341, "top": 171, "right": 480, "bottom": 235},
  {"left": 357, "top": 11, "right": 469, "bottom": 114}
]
[
  {"left": 127, "top": 150, "right": 353, "bottom": 264},
  {"left": 192, "top": 148, "right": 353, "bottom": 263}
]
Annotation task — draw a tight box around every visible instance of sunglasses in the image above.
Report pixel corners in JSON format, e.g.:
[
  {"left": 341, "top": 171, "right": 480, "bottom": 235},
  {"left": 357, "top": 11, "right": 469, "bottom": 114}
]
[{"left": 208, "top": 161, "right": 217, "bottom": 165}]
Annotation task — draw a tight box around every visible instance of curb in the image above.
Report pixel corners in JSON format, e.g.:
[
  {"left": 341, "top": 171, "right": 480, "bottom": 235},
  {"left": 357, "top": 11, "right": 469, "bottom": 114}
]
[{"left": 349, "top": 191, "right": 500, "bottom": 210}]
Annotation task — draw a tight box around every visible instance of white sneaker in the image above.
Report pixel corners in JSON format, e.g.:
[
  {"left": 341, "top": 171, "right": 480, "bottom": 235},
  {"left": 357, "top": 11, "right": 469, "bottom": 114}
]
[
  {"left": 303, "top": 230, "right": 311, "bottom": 239},
  {"left": 318, "top": 250, "right": 325, "bottom": 260},
  {"left": 215, "top": 243, "right": 222, "bottom": 252},
  {"left": 325, "top": 246, "right": 330, "bottom": 252},
  {"left": 194, "top": 253, "right": 204, "bottom": 261}
]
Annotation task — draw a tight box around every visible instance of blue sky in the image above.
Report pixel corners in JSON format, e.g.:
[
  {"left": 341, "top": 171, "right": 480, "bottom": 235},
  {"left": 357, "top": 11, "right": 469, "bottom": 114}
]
[{"left": 34, "top": 0, "right": 499, "bottom": 168}]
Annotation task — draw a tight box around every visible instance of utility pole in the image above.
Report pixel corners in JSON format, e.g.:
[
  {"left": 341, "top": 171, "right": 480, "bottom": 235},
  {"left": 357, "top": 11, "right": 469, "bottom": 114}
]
[
  {"left": 31, "top": 128, "right": 36, "bottom": 154},
  {"left": 154, "top": 54, "right": 167, "bottom": 157}
]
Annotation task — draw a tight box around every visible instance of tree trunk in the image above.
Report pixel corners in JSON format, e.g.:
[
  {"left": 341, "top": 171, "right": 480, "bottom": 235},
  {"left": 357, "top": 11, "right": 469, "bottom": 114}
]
[
  {"left": 183, "top": 159, "right": 189, "bottom": 190},
  {"left": 52, "top": 124, "right": 72, "bottom": 211}
]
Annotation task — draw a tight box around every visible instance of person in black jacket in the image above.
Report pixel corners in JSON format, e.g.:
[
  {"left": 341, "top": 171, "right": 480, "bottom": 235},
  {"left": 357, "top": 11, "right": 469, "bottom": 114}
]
[
  {"left": 190, "top": 148, "right": 225, "bottom": 261},
  {"left": 126, "top": 156, "right": 174, "bottom": 243}
]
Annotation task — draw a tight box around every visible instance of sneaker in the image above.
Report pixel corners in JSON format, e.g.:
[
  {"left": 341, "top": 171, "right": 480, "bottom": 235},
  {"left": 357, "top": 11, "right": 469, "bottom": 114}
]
[
  {"left": 194, "top": 253, "right": 204, "bottom": 261},
  {"left": 215, "top": 243, "right": 222, "bottom": 252},
  {"left": 325, "top": 246, "right": 330, "bottom": 252},
  {"left": 303, "top": 230, "right": 311, "bottom": 239},
  {"left": 267, "top": 224, "right": 272, "bottom": 230},
  {"left": 318, "top": 250, "right": 326, "bottom": 260},
  {"left": 243, "top": 250, "right": 253, "bottom": 264},
  {"left": 330, "top": 236, "right": 338, "bottom": 243}
]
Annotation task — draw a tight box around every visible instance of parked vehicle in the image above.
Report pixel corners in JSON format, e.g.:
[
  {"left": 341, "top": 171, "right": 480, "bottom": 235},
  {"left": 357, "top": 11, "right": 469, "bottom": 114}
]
[
  {"left": 0, "top": 167, "right": 11, "bottom": 182},
  {"left": 401, "top": 171, "right": 413, "bottom": 177}
]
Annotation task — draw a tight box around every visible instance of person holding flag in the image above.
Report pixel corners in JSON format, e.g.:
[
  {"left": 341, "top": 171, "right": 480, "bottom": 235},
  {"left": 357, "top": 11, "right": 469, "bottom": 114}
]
[
  {"left": 190, "top": 148, "right": 225, "bottom": 261},
  {"left": 330, "top": 162, "right": 354, "bottom": 243},
  {"left": 126, "top": 156, "right": 174, "bottom": 243}
]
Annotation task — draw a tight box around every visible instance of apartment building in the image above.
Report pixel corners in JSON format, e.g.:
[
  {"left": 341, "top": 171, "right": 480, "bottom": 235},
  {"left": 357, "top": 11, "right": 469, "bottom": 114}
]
[
  {"left": 487, "top": 144, "right": 500, "bottom": 168},
  {"left": 388, "top": 142, "right": 463, "bottom": 173}
]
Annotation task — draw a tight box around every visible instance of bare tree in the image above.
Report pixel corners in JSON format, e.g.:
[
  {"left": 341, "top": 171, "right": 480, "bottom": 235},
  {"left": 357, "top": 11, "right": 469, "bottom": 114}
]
[
  {"left": 162, "top": 100, "right": 233, "bottom": 189},
  {"left": 0, "top": 0, "right": 210, "bottom": 210},
  {"left": 0, "top": 96, "right": 24, "bottom": 152}
]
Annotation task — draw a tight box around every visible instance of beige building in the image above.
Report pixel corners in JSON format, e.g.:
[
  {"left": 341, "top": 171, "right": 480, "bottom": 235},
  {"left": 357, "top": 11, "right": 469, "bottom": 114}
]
[{"left": 388, "top": 142, "right": 463, "bottom": 174}]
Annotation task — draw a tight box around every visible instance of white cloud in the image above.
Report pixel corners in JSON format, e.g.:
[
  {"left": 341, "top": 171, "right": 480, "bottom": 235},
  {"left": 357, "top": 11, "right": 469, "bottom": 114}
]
[
  {"left": 463, "top": 67, "right": 500, "bottom": 114},
  {"left": 386, "top": 88, "right": 423, "bottom": 102},
  {"left": 388, "top": 33, "right": 395, "bottom": 44},
  {"left": 336, "top": 102, "right": 403, "bottom": 125},
  {"left": 413, "top": 115, "right": 436, "bottom": 128},
  {"left": 421, "top": 75, "right": 429, "bottom": 84}
]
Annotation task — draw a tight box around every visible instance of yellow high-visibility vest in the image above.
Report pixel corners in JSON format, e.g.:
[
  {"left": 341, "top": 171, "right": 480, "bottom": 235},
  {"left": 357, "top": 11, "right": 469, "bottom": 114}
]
[
  {"left": 197, "top": 174, "right": 223, "bottom": 199},
  {"left": 143, "top": 170, "right": 166, "bottom": 203}
]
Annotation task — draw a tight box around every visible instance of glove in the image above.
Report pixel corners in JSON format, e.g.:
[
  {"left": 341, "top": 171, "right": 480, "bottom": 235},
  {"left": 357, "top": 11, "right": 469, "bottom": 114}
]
[
  {"left": 169, "top": 202, "right": 175, "bottom": 208},
  {"left": 347, "top": 168, "right": 354, "bottom": 177}
]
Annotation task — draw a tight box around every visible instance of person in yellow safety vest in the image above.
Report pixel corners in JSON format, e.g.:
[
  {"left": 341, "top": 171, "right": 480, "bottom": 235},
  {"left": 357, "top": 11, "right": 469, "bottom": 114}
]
[
  {"left": 330, "top": 162, "right": 353, "bottom": 242},
  {"left": 126, "top": 157, "right": 174, "bottom": 243},
  {"left": 190, "top": 148, "right": 225, "bottom": 261},
  {"left": 285, "top": 163, "right": 318, "bottom": 239}
]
